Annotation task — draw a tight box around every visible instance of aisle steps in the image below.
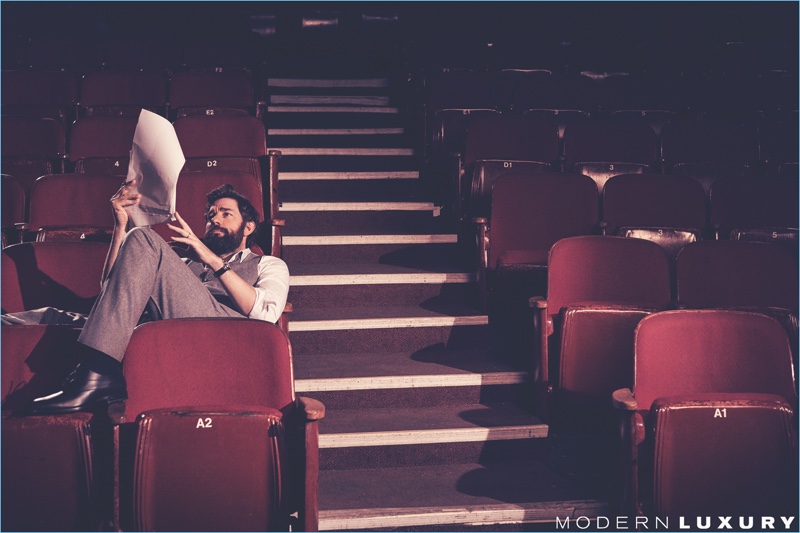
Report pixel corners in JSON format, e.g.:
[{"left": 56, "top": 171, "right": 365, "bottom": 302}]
[{"left": 270, "top": 74, "right": 611, "bottom": 530}]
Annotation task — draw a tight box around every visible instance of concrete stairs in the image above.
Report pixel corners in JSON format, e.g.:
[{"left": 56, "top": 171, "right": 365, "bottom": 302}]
[{"left": 269, "top": 71, "right": 612, "bottom": 531}]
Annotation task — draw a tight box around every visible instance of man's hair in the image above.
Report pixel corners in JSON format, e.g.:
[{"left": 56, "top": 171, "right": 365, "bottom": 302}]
[{"left": 205, "top": 184, "right": 260, "bottom": 246}]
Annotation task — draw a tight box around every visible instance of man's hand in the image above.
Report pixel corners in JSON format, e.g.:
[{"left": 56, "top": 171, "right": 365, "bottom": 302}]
[
  {"left": 110, "top": 179, "right": 141, "bottom": 231},
  {"left": 167, "top": 212, "right": 224, "bottom": 270}
]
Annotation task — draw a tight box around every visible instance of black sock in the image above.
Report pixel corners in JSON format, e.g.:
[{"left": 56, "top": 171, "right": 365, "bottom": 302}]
[{"left": 81, "top": 346, "right": 122, "bottom": 376}]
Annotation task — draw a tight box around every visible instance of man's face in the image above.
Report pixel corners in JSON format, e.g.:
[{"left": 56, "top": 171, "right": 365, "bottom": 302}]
[{"left": 202, "top": 198, "right": 252, "bottom": 255}]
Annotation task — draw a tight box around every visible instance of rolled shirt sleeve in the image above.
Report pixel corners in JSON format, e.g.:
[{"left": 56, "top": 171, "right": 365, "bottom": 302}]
[{"left": 248, "top": 254, "right": 290, "bottom": 323}]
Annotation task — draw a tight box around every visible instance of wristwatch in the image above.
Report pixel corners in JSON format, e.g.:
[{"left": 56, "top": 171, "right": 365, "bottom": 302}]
[{"left": 213, "top": 261, "right": 231, "bottom": 277}]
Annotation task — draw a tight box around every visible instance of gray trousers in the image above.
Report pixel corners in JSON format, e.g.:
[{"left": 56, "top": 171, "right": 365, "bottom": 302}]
[{"left": 2, "top": 228, "right": 243, "bottom": 362}]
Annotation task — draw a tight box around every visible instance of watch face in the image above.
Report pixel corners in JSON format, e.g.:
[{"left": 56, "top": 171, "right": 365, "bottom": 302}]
[{"left": 215, "top": 263, "right": 230, "bottom": 277}]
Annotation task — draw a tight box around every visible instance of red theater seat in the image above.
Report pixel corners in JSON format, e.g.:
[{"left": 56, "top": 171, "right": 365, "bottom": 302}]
[
  {"left": 562, "top": 120, "right": 658, "bottom": 192},
  {"left": 26, "top": 173, "right": 122, "bottom": 243},
  {"left": 68, "top": 116, "right": 138, "bottom": 175},
  {"left": 1, "top": 117, "right": 67, "bottom": 193},
  {"left": 709, "top": 176, "right": 798, "bottom": 247},
  {"left": 661, "top": 122, "right": 759, "bottom": 177},
  {"left": 173, "top": 115, "right": 280, "bottom": 221},
  {"left": 79, "top": 69, "right": 168, "bottom": 117},
  {"left": 602, "top": 173, "right": 708, "bottom": 264},
  {"left": 113, "top": 318, "right": 324, "bottom": 531},
  {"left": 169, "top": 68, "right": 259, "bottom": 119},
  {"left": 476, "top": 172, "right": 600, "bottom": 301},
  {"left": 461, "top": 113, "right": 560, "bottom": 220},
  {"left": 531, "top": 236, "right": 672, "bottom": 425},
  {"left": 423, "top": 68, "right": 500, "bottom": 159},
  {"left": 2, "top": 241, "right": 112, "bottom": 531},
  {"left": 2, "top": 241, "right": 108, "bottom": 315},
  {"left": 475, "top": 172, "right": 600, "bottom": 365},
  {"left": 1, "top": 69, "right": 79, "bottom": 126},
  {"left": 613, "top": 310, "right": 797, "bottom": 520},
  {"left": 150, "top": 169, "right": 283, "bottom": 259},
  {"left": 2, "top": 174, "right": 26, "bottom": 247}
]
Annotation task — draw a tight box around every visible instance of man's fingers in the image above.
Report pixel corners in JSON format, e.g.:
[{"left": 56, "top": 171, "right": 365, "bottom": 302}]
[
  {"left": 174, "top": 212, "right": 191, "bottom": 229},
  {"left": 167, "top": 223, "right": 196, "bottom": 238}
]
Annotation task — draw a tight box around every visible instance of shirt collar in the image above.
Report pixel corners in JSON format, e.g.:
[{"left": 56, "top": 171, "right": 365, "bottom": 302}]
[{"left": 228, "top": 249, "right": 250, "bottom": 263}]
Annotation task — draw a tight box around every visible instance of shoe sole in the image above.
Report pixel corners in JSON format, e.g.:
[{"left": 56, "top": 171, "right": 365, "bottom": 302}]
[{"left": 27, "top": 390, "right": 128, "bottom": 416}]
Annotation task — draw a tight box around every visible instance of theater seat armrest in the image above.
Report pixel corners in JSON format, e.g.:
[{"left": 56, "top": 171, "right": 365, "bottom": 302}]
[
  {"left": 107, "top": 401, "right": 127, "bottom": 425},
  {"left": 529, "top": 296, "right": 547, "bottom": 310},
  {"left": 271, "top": 218, "right": 285, "bottom": 227},
  {"left": 474, "top": 218, "right": 490, "bottom": 310},
  {"left": 612, "top": 388, "right": 638, "bottom": 411},
  {"left": 256, "top": 101, "right": 267, "bottom": 119},
  {"left": 297, "top": 396, "right": 326, "bottom": 421},
  {"left": 529, "top": 297, "right": 553, "bottom": 336}
]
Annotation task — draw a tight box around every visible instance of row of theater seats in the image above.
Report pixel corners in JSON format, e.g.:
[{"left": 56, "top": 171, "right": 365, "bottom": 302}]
[
  {"left": 0, "top": 114, "right": 279, "bottom": 223},
  {"left": 443, "top": 116, "right": 797, "bottom": 229},
  {"left": 473, "top": 172, "right": 796, "bottom": 293},
  {"left": 420, "top": 69, "right": 797, "bottom": 157},
  {"left": 2, "top": 204, "right": 310, "bottom": 530},
  {"left": 3, "top": 33, "right": 260, "bottom": 71},
  {"left": 525, "top": 235, "right": 797, "bottom": 518},
  {"left": 1, "top": 170, "right": 283, "bottom": 259},
  {"left": 431, "top": 113, "right": 797, "bottom": 211},
  {"left": 2, "top": 68, "right": 263, "bottom": 127},
  {"left": 420, "top": 69, "right": 797, "bottom": 134},
  {"left": 2, "top": 314, "right": 322, "bottom": 531},
  {"left": 2, "top": 236, "right": 796, "bottom": 525},
  {"left": 418, "top": 68, "right": 797, "bottom": 118}
]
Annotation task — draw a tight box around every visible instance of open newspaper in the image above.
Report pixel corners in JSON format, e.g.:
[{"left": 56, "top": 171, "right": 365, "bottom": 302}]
[{"left": 124, "top": 109, "right": 185, "bottom": 227}]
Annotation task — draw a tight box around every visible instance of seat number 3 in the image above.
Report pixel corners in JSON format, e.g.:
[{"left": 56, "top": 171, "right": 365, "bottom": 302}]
[{"left": 196, "top": 417, "right": 213, "bottom": 428}]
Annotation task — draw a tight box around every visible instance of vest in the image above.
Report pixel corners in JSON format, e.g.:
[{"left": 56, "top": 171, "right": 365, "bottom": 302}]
[{"left": 185, "top": 251, "right": 262, "bottom": 311}]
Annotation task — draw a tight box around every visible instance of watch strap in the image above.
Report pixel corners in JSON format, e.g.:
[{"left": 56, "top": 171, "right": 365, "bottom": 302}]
[{"left": 213, "top": 261, "right": 231, "bottom": 277}]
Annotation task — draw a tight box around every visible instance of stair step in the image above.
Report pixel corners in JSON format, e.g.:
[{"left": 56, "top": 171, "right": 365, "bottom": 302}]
[
  {"left": 281, "top": 241, "right": 468, "bottom": 265},
  {"left": 265, "top": 112, "right": 406, "bottom": 129},
  {"left": 283, "top": 234, "right": 457, "bottom": 246},
  {"left": 299, "top": 372, "right": 526, "bottom": 394},
  {"left": 288, "top": 262, "right": 476, "bottom": 308},
  {"left": 319, "top": 403, "right": 545, "bottom": 447},
  {"left": 269, "top": 128, "right": 405, "bottom": 136},
  {"left": 269, "top": 133, "right": 410, "bottom": 148},
  {"left": 281, "top": 204, "right": 447, "bottom": 235},
  {"left": 293, "top": 348, "right": 527, "bottom": 411},
  {"left": 279, "top": 154, "right": 418, "bottom": 173},
  {"left": 318, "top": 462, "right": 612, "bottom": 530},
  {"left": 322, "top": 439, "right": 549, "bottom": 473},
  {"left": 275, "top": 147, "right": 414, "bottom": 156},
  {"left": 290, "top": 314, "right": 487, "bottom": 332},
  {"left": 267, "top": 105, "right": 399, "bottom": 113},
  {"left": 290, "top": 259, "right": 471, "bottom": 277},
  {"left": 280, "top": 171, "right": 418, "bottom": 180},
  {"left": 291, "top": 303, "right": 485, "bottom": 324},
  {"left": 268, "top": 78, "right": 390, "bottom": 88},
  {"left": 281, "top": 201, "right": 438, "bottom": 212},
  {"left": 320, "top": 501, "right": 610, "bottom": 531},
  {"left": 292, "top": 270, "right": 472, "bottom": 286},
  {"left": 270, "top": 95, "right": 392, "bottom": 106},
  {"left": 294, "top": 348, "right": 516, "bottom": 382}
]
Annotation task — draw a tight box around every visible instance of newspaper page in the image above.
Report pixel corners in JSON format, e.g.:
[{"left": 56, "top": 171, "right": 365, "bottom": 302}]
[{"left": 124, "top": 109, "right": 185, "bottom": 227}]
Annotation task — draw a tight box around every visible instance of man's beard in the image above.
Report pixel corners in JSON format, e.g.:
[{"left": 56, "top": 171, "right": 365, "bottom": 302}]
[{"left": 202, "top": 223, "right": 246, "bottom": 256}]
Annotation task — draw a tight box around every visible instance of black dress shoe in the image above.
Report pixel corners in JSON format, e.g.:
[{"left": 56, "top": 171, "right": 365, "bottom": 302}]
[{"left": 27, "top": 363, "right": 127, "bottom": 415}]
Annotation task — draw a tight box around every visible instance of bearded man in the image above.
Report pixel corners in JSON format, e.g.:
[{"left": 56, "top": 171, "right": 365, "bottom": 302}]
[{"left": 2, "top": 181, "right": 289, "bottom": 415}]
